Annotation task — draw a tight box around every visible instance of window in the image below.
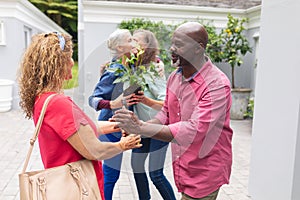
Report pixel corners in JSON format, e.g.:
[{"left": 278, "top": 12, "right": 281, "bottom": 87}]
[
  {"left": 253, "top": 32, "right": 260, "bottom": 68},
  {"left": 24, "top": 26, "right": 32, "bottom": 49},
  {"left": 0, "top": 20, "right": 5, "bottom": 45}
]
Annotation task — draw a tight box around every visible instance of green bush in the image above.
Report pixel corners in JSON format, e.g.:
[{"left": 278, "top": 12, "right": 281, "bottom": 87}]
[
  {"left": 244, "top": 97, "right": 254, "bottom": 119},
  {"left": 63, "top": 62, "right": 78, "bottom": 89},
  {"left": 119, "top": 15, "right": 251, "bottom": 83},
  {"left": 119, "top": 18, "right": 222, "bottom": 75}
]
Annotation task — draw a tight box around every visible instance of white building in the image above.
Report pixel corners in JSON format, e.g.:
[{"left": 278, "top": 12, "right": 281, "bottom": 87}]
[{"left": 0, "top": 0, "right": 68, "bottom": 110}]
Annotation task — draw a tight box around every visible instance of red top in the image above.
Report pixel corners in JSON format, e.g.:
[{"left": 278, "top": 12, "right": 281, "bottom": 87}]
[
  {"left": 156, "top": 58, "right": 233, "bottom": 198},
  {"left": 33, "top": 92, "right": 104, "bottom": 199}
]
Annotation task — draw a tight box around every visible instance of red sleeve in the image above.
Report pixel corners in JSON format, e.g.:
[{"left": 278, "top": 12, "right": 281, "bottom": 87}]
[
  {"left": 45, "top": 95, "right": 89, "bottom": 141},
  {"left": 98, "top": 99, "right": 111, "bottom": 109}
]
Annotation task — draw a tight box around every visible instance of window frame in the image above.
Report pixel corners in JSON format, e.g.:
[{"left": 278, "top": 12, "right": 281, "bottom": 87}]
[
  {"left": 0, "top": 20, "right": 6, "bottom": 46},
  {"left": 253, "top": 32, "right": 260, "bottom": 68},
  {"left": 24, "top": 26, "right": 32, "bottom": 49}
]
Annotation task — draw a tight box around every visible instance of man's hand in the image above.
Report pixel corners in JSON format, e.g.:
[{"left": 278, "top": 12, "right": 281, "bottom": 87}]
[
  {"left": 113, "top": 108, "right": 174, "bottom": 142},
  {"left": 112, "top": 108, "right": 143, "bottom": 134}
]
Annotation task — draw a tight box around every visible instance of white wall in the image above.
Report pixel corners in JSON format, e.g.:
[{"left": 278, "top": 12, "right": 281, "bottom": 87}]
[
  {"left": 249, "top": 0, "right": 300, "bottom": 199},
  {"left": 0, "top": 0, "right": 68, "bottom": 109},
  {"left": 80, "top": 22, "right": 118, "bottom": 118}
]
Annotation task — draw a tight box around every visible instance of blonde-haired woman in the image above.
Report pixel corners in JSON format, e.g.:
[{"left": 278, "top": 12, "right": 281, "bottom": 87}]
[
  {"left": 18, "top": 32, "right": 141, "bottom": 200},
  {"left": 88, "top": 29, "right": 137, "bottom": 200}
]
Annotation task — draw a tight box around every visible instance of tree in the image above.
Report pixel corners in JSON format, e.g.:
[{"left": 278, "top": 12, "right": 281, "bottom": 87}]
[
  {"left": 218, "top": 14, "right": 252, "bottom": 88},
  {"left": 29, "top": 0, "right": 78, "bottom": 60}
]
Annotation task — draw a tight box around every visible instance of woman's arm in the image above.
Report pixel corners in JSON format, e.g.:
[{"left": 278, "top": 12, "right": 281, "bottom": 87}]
[
  {"left": 96, "top": 120, "right": 121, "bottom": 134},
  {"left": 88, "top": 71, "right": 116, "bottom": 111},
  {"left": 130, "top": 91, "right": 163, "bottom": 111},
  {"left": 67, "top": 124, "right": 141, "bottom": 160},
  {"left": 141, "top": 94, "right": 164, "bottom": 110}
]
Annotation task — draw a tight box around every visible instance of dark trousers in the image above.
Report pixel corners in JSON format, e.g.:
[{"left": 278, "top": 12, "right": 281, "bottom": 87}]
[{"left": 131, "top": 138, "right": 176, "bottom": 200}]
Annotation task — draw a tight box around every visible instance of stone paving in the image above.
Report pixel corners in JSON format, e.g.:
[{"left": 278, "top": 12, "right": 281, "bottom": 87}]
[{"left": 0, "top": 109, "right": 252, "bottom": 200}]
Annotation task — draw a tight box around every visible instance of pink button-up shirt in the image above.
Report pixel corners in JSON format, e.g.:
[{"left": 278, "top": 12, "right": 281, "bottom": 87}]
[{"left": 156, "top": 58, "right": 233, "bottom": 198}]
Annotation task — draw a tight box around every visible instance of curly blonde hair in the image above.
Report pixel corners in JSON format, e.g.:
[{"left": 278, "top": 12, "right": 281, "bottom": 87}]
[
  {"left": 133, "top": 29, "right": 159, "bottom": 66},
  {"left": 18, "top": 32, "right": 73, "bottom": 119}
]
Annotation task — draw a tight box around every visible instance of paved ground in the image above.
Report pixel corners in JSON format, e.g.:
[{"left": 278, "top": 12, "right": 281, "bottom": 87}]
[{"left": 0, "top": 108, "right": 252, "bottom": 200}]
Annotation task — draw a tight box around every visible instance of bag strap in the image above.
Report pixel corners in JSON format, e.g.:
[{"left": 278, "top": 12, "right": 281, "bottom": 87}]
[{"left": 21, "top": 93, "right": 57, "bottom": 173}]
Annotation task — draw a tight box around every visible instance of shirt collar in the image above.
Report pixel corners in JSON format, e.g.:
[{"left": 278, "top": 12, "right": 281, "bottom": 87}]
[{"left": 176, "top": 57, "right": 213, "bottom": 84}]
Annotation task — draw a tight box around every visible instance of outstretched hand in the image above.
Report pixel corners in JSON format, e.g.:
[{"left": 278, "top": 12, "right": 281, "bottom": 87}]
[{"left": 112, "top": 108, "right": 143, "bottom": 135}]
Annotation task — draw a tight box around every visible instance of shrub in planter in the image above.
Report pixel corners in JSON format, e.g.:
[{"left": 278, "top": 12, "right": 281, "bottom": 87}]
[
  {"left": 244, "top": 97, "right": 254, "bottom": 119},
  {"left": 218, "top": 14, "right": 252, "bottom": 89}
]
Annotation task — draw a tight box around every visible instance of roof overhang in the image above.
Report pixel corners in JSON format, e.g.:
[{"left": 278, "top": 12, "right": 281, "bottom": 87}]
[{"left": 82, "top": 0, "right": 261, "bottom": 29}]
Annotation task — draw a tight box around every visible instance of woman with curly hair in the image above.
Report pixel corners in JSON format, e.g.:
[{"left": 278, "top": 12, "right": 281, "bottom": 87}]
[{"left": 18, "top": 32, "right": 141, "bottom": 199}]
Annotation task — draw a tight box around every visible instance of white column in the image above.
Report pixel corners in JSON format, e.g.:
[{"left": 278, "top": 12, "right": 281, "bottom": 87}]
[
  {"left": 249, "top": 1, "right": 300, "bottom": 200},
  {"left": 78, "top": 0, "right": 86, "bottom": 110}
]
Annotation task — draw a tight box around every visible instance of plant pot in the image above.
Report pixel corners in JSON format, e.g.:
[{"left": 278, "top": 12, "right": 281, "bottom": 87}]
[
  {"left": 123, "top": 83, "right": 142, "bottom": 96},
  {"left": 230, "top": 88, "right": 252, "bottom": 120},
  {"left": 0, "top": 79, "right": 14, "bottom": 112}
]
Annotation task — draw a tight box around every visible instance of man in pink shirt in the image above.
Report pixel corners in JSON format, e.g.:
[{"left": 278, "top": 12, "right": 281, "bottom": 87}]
[{"left": 113, "top": 22, "right": 233, "bottom": 200}]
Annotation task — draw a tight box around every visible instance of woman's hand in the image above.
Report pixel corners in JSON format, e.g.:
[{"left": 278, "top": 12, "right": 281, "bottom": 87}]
[
  {"left": 99, "top": 61, "right": 110, "bottom": 76},
  {"left": 118, "top": 134, "right": 142, "bottom": 151},
  {"left": 110, "top": 93, "right": 137, "bottom": 109},
  {"left": 155, "top": 60, "right": 165, "bottom": 77},
  {"left": 131, "top": 91, "right": 145, "bottom": 104}
]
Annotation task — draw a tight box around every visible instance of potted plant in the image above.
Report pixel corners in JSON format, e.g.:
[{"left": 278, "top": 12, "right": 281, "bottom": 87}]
[
  {"left": 107, "top": 47, "right": 159, "bottom": 96},
  {"left": 211, "top": 14, "right": 252, "bottom": 119}
]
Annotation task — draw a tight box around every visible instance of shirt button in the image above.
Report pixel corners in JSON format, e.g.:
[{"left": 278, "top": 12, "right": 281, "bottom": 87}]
[{"left": 177, "top": 113, "right": 180, "bottom": 116}]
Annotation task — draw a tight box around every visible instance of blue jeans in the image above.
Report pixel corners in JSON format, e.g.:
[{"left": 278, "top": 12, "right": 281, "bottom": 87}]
[
  {"left": 99, "top": 132, "right": 123, "bottom": 200},
  {"left": 131, "top": 138, "right": 176, "bottom": 200}
]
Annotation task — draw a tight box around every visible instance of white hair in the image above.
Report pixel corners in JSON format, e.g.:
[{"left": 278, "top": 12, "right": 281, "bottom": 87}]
[{"left": 107, "top": 29, "right": 131, "bottom": 58}]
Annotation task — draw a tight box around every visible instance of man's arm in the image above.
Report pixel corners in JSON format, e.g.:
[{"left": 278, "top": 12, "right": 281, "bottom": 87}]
[{"left": 113, "top": 109, "right": 174, "bottom": 142}]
